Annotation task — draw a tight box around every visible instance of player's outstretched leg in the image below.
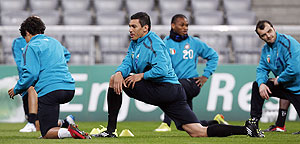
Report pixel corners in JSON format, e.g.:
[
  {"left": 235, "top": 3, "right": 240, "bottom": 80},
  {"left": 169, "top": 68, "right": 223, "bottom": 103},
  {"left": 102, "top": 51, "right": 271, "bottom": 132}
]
[{"left": 182, "top": 120, "right": 265, "bottom": 137}]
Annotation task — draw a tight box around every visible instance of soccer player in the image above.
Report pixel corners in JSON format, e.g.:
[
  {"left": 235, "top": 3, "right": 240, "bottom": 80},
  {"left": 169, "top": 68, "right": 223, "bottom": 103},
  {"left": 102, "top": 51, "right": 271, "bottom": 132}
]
[
  {"left": 155, "top": 14, "right": 225, "bottom": 132},
  {"left": 94, "top": 12, "right": 264, "bottom": 138},
  {"left": 12, "top": 36, "right": 74, "bottom": 133},
  {"left": 12, "top": 37, "right": 39, "bottom": 132},
  {"left": 249, "top": 20, "right": 300, "bottom": 135},
  {"left": 8, "top": 16, "right": 89, "bottom": 139}
]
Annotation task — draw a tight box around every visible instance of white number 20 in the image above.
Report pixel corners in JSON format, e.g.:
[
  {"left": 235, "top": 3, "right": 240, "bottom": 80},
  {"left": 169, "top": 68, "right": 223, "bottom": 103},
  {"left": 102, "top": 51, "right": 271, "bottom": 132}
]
[{"left": 183, "top": 49, "right": 193, "bottom": 59}]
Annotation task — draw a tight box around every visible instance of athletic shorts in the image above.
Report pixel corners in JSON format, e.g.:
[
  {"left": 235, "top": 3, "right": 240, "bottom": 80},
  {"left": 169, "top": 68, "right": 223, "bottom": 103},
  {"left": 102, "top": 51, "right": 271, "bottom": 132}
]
[
  {"left": 179, "top": 78, "right": 201, "bottom": 100},
  {"left": 38, "top": 90, "right": 74, "bottom": 137},
  {"left": 123, "top": 80, "right": 200, "bottom": 130}
]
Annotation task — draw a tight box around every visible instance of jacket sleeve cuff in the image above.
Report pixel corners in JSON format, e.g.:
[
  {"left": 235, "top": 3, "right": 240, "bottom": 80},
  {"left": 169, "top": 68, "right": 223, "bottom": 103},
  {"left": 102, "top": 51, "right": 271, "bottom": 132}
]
[
  {"left": 202, "top": 71, "right": 211, "bottom": 78},
  {"left": 143, "top": 72, "right": 150, "bottom": 80},
  {"left": 257, "top": 80, "right": 264, "bottom": 87},
  {"left": 115, "top": 69, "right": 126, "bottom": 78},
  {"left": 277, "top": 77, "right": 283, "bottom": 84},
  {"left": 13, "top": 87, "right": 19, "bottom": 95}
]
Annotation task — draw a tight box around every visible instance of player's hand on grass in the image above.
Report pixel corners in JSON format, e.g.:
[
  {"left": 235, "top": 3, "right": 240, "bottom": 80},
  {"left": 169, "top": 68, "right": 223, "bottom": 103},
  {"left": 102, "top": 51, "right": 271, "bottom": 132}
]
[
  {"left": 125, "top": 73, "right": 144, "bottom": 89},
  {"left": 194, "top": 76, "right": 208, "bottom": 88},
  {"left": 259, "top": 83, "right": 271, "bottom": 100},
  {"left": 113, "top": 72, "right": 126, "bottom": 95},
  {"left": 8, "top": 87, "right": 16, "bottom": 99}
]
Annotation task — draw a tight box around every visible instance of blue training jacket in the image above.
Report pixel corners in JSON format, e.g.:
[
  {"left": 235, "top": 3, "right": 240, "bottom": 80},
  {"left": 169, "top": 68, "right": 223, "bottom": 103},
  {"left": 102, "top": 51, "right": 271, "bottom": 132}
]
[
  {"left": 12, "top": 37, "right": 27, "bottom": 80},
  {"left": 13, "top": 34, "right": 75, "bottom": 97},
  {"left": 116, "top": 31, "right": 179, "bottom": 84},
  {"left": 164, "top": 36, "right": 218, "bottom": 79},
  {"left": 256, "top": 32, "right": 300, "bottom": 94},
  {"left": 12, "top": 36, "right": 71, "bottom": 78}
]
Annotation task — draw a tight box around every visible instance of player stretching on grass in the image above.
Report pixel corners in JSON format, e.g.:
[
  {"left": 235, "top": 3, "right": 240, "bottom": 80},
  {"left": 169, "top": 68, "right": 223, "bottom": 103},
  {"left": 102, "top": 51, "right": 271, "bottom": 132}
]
[
  {"left": 12, "top": 37, "right": 75, "bottom": 133},
  {"left": 249, "top": 20, "right": 300, "bottom": 135},
  {"left": 8, "top": 16, "right": 90, "bottom": 139},
  {"left": 94, "top": 12, "right": 264, "bottom": 138},
  {"left": 155, "top": 14, "right": 226, "bottom": 132}
]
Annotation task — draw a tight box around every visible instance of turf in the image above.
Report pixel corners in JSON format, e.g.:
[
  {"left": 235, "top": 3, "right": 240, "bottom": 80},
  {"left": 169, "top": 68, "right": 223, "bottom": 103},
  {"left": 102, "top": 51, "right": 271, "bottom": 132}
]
[{"left": 0, "top": 121, "right": 299, "bottom": 144}]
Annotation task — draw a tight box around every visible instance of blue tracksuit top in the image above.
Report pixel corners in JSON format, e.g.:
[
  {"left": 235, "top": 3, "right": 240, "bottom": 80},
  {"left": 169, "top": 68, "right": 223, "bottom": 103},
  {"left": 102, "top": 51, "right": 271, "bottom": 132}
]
[
  {"left": 12, "top": 37, "right": 71, "bottom": 78},
  {"left": 116, "top": 31, "right": 179, "bottom": 84},
  {"left": 13, "top": 34, "right": 75, "bottom": 97},
  {"left": 12, "top": 37, "right": 27, "bottom": 79},
  {"left": 12, "top": 36, "right": 71, "bottom": 97},
  {"left": 164, "top": 36, "right": 218, "bottom": 79},
  {"left": 256, "top": 32, "right": 300, "bottom": 94}
]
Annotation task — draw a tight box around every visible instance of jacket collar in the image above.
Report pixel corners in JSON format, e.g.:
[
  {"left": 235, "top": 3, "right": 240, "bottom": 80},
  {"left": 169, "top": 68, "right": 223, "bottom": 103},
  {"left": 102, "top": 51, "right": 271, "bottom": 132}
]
[
  {"left": 29, "top": 34, "right": 44, "bottom": 43},
  {"left": 169, "top": 29, "right": 188, "bottom": 42}
]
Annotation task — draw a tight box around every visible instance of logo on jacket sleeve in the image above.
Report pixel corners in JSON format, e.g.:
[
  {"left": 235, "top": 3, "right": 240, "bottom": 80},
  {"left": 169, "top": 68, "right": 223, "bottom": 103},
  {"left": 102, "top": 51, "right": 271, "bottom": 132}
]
[
  {"left": 267, "top": 55, "right": 270, "bottom": 63},
  {"left": 135, "top": 54, "right": 139, "bottom": 64},
  {"left": 169, "top": 48, "right": 176, "bottom": 55},
  {"left": 131, "top": 52, "right": 135, "bottom": 59}
]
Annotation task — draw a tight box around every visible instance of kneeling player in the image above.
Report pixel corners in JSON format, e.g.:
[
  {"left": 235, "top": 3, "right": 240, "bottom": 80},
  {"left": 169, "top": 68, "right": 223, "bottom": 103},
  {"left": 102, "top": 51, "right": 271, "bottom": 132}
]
[{"left": 8, "top": 16, "right": 90, "bottom": 139}]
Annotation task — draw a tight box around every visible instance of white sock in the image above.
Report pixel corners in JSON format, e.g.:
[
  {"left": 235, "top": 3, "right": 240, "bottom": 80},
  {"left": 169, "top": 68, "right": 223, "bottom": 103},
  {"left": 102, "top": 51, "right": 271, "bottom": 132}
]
[{"left": 58, "top": 128, "right": 72, "bottom": 139}]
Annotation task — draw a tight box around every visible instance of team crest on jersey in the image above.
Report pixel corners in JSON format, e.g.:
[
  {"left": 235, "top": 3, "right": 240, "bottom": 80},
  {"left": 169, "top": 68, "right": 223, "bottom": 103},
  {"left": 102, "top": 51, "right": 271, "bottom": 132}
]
[
  {"left": 135, "top": 54, "right": 139, "bottom": 64},
  {"left": 169, "top": 48, "right": 176, "bottom": 55},
  {"left": 184, "top": 44, "right": 190, "bottom": 50},
  {"left": 267, "top": 55, "right": 270, "bottom": 63}
]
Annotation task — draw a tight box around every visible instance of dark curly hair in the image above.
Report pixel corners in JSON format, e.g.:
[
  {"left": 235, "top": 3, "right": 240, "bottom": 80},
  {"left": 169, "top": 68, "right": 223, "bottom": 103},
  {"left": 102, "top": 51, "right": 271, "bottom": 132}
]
[{"left": 19, "top": 16, "right": 46, "bottom": 38}]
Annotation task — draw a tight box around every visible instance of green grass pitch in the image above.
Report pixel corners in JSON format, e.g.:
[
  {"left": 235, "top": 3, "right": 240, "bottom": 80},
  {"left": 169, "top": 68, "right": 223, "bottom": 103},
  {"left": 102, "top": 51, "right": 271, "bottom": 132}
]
[{"left": 0, "top": 121, "right": 300, "bottom": 144}]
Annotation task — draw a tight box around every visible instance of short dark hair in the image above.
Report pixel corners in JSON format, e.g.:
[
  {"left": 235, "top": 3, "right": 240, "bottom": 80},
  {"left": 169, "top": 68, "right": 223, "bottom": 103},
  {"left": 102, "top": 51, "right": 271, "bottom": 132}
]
[
  {"left": 171, "top": 14, "right": 187, "bottom": 24},
  {"left": 255, "top": 20, "right": 273, "bottom": 35},
  {"left": 130, "top": 12, "right": 151, "bottom": 31},
  {"left": 19, "top": 16, "right": 46, "bottom": 38}
]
